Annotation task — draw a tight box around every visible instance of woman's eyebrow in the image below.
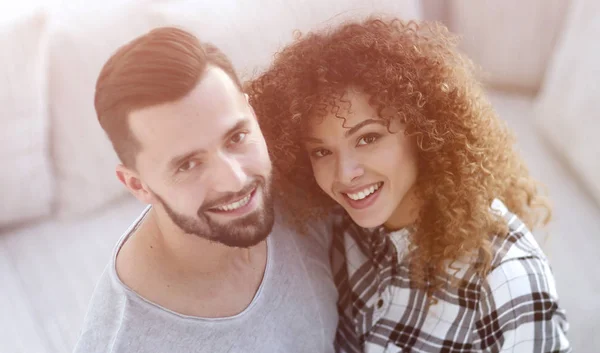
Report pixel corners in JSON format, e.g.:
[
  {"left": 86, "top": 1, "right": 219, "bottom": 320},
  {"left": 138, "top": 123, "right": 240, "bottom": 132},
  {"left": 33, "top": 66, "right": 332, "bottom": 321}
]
[
  {"left": 303, "top": 119, "right": 386, "bottom": 143},
  {"left": 345, "top": 119, "right": 387, "bottom": 137},
  {"left": 303, "top": 136, "right": 323, "bottom": 143}
]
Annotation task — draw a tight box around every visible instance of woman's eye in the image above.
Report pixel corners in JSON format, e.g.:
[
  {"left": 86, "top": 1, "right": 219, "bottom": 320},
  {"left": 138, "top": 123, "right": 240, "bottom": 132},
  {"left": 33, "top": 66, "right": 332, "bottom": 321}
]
[
  {"left": 357, "top": 133, "right": 380, "bottom": 146},
  {"left": 311, "top": 148, "right": 331, "bottom": 158},
  {"left": 230, "top": 131, "right": 247, "bottom": 144},
  {"left": 178, "top": 160, "right": 199, "bottom": 173}
]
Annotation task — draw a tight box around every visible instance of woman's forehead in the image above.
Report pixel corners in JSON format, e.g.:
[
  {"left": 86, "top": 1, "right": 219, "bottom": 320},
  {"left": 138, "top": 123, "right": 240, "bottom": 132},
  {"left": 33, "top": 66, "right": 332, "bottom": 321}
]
[{"left": 303, "top": 86, "right": 405, "bottom": 137}]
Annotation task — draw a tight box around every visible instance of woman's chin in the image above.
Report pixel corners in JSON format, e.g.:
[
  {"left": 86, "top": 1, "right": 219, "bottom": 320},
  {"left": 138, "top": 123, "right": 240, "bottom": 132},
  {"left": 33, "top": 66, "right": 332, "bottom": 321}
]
[{"left": 345, "top": 209, "right": 387, "bottom": 229}]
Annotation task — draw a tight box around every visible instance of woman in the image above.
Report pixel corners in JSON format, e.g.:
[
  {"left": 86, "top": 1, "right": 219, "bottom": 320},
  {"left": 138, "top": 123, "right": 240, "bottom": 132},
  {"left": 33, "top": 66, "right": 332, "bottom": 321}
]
[{"left": 247, "top": 17, "right": 570, "bottom": 352}]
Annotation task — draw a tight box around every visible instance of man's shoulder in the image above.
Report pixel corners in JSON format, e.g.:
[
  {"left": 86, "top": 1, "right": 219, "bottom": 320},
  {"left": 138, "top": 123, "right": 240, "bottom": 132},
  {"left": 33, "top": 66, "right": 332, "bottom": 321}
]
[
  {"left": 74, "top": 205, "right": 158, "bottom": 353},
  {"left": 271, "top": 204, "right": 338, "bottom": 253},
  {"left": 74, "top": 263, "right": 167, "bottom": 353},
  {"left": 114, "top": 223, "right": 154, "bottom": 298},
  {"left": 73, "top": 267, "right": 129, "bottom": 353}
]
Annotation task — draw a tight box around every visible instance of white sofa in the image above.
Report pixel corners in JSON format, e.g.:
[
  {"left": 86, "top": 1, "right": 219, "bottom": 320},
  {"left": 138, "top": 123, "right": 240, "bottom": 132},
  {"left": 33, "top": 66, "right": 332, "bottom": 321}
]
[{"left": 1, "top": 1, "right": 598, "bottom": 352}]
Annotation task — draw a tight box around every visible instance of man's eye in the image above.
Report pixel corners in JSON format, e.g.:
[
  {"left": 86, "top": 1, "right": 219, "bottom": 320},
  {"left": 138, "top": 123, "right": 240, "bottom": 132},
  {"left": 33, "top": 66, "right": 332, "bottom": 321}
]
[
  {"left": 311, "top": 148, "right": 331, "bottom": 158},
  {"left": 178, "top": 160, "right": 199, "bottom": 172},
  {"left": 230, "top": 132, "right": 247, "bottom": 144},
  {"left": 357, "top": 133, "right": 381, "bottom": 146}
]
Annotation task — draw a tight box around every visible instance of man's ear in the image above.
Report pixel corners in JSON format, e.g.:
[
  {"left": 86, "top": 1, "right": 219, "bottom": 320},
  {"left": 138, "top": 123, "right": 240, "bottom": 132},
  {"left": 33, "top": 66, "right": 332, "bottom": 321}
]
[{"left": 116, "top": 164, "right": 154, "bottom": 204}]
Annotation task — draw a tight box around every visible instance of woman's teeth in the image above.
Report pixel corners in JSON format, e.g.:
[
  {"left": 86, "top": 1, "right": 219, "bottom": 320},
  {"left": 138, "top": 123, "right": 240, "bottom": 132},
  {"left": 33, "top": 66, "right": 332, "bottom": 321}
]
[
  {"left": 215, "top": 194, "right": 251, "bottom": 211},
  {"left": 345, "top": 183, "right": 382, "bottom": 201}
]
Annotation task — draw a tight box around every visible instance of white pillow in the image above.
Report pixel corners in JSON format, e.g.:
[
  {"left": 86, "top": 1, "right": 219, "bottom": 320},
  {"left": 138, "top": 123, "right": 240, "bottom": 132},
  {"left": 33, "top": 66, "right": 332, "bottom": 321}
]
[
  {"left": 150, "top": 0, "right": 422, "bottom": 81},
  {"left": 47, "top": 2, "right": 165, "bottom": 218},
  {"left": 0, "top": 10, "right": 53, "bottom": 227},
  {"left": 448, "top": 0, "right": 569, "bottom": 93},
  {"left": 533, "top": 0, "right": 600, "bottom": 205}
]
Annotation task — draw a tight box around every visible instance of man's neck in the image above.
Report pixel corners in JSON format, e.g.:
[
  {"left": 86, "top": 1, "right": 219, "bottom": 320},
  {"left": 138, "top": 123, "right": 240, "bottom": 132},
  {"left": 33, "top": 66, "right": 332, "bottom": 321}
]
[
  {"left": 116, "top": 208, "right": 268, "bottom": 317},
  {"left": 148, "top": 208, "right": 252, "bottom": 277}
]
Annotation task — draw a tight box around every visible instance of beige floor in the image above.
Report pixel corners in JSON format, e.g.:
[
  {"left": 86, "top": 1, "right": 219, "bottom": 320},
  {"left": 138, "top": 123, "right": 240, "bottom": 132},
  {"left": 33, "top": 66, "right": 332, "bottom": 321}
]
[{"left": 1, "top": 90, "right": 598, "bottom": 353}]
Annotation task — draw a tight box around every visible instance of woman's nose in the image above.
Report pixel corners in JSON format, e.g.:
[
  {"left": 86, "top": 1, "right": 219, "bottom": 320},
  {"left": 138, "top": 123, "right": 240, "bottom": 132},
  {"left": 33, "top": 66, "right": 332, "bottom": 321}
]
[{"left": 336, "top": 154, "right": 364, "bottom": 185}]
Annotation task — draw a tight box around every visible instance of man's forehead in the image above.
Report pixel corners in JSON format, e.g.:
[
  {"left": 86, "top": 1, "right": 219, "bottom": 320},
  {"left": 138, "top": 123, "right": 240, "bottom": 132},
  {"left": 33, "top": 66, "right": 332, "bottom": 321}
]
[
  {"left": 133, "top": 112, "right": 251, "bottom": 171},
  {"left": 194, "top": 66, "right": 241, "bottom": 103},
  {"left": 131, "top": 108, "right": 247, "bottom": 146},
  {"left": 128, "top": 69, "right": 248, "bottom": 166},
  {"left": 129, "top": 69, "right": 245, "bottom": 135}
]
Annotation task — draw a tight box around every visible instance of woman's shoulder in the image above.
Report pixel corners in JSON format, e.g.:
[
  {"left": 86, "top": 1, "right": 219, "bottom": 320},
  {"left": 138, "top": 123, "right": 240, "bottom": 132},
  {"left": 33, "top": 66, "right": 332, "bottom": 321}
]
[
  {"left": 446, "top": 198, "right": 552, "bottom": 290},
  {"left": 487, "top": 198, "right": 549, "bottom": 270},
  {"left": 474, "top": 202, "right": 569, "bottom": 351},
  {"left": 476, "top": 200, "right": 565, "bottom": 324}
]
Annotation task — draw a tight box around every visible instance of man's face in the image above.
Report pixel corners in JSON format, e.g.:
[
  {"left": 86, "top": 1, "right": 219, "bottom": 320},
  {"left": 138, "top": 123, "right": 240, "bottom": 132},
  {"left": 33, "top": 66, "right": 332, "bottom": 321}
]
[{"left": 128, "top": 67, "right": 274, "bottom": 247}]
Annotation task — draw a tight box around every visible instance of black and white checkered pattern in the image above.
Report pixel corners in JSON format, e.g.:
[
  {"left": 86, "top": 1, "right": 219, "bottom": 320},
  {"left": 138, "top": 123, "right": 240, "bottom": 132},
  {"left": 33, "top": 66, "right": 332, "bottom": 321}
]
[{"left": 331, "top": 199, "right": 571, "bottom": 352}]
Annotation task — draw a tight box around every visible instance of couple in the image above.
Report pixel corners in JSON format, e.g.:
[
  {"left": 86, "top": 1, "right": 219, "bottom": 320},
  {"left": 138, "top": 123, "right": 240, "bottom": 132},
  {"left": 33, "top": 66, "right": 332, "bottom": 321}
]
[{"left": 75, "top": 17, "right": 570, "bottom": 353}]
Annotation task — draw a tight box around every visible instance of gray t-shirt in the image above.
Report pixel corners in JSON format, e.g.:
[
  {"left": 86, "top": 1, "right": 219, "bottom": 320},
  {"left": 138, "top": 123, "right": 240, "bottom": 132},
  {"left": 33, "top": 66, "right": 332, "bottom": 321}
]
[{"left": 73, "top": 206, "right": 339, "bottom": 353}]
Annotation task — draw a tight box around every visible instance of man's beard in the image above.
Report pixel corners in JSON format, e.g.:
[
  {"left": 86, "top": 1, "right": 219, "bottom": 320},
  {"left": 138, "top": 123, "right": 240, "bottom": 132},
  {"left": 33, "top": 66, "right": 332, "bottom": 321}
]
[{"left": 154, "top": 177, "right": 275, "bottom": 248}]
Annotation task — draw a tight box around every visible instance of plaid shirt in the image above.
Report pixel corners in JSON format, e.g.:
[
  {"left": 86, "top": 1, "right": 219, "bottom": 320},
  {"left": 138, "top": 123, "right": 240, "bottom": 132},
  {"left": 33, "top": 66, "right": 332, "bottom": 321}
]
[{"left": 331, "top": 199, "right": 571, "bottom": 353}]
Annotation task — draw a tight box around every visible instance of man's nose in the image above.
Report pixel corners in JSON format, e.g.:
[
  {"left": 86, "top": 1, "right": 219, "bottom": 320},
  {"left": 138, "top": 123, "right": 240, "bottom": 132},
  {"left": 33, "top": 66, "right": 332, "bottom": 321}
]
[
  {"left": 211, "top": 153, "right": 247, "bottom": 193},
  {"left": 335, "top": 154, "right": 364, "bottom": 185}
]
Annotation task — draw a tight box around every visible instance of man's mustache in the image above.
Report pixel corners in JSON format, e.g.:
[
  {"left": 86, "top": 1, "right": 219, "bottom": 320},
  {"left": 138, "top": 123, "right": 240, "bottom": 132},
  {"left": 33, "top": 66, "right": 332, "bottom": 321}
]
[{"left": 200, "top": 178, "right": 263, "bottom": 211}]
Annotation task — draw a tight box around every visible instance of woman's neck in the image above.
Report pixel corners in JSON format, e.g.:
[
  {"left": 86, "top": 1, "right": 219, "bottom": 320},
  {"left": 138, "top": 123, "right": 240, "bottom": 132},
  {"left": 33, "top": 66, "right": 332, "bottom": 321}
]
[{"left": 384, "top": 186, "right": 421, "bottom": 231}]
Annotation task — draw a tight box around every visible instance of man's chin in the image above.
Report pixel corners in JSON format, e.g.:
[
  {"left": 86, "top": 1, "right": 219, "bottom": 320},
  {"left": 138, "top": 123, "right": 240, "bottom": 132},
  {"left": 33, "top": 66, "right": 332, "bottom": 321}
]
[
  {"left": 203, "top": 195, "right": 275, "bottom": 248},
  {"left": 208, "top": 212, "right": 275, "bottom": 248},
  {"left": 156, "top": 178, "right": 275, "bottom": 248},
  {"left": 213, "top": 230, "right": 269, "bottom": 249}
]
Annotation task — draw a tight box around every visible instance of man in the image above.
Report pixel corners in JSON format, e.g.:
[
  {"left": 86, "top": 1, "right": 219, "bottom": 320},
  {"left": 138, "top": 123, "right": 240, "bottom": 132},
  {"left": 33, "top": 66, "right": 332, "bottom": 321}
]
[{"left": 74, "top": 27, "right": 338, "bottom": 353}]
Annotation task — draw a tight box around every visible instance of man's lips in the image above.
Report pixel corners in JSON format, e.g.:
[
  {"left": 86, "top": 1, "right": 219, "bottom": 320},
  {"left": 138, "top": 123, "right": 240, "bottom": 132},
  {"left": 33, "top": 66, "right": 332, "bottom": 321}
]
[{"left": 208, "top": 186, "right": 257, "bottom": 213}]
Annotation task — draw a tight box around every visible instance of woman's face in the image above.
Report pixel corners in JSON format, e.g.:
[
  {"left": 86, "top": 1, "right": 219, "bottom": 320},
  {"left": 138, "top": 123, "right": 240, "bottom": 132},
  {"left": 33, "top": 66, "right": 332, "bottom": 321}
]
[{"left": 304, "top": 88, "right": 419, "bottom": 229}]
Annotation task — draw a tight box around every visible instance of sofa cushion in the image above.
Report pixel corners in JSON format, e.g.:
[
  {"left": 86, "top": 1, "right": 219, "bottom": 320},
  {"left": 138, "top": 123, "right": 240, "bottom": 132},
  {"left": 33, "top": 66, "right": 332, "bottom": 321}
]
[
  {"left": 151, "top": 0, "right": 422, "bottom": 82},
  {"left": 47, "top": 2, "right": 165, "bottom": 218},
  {"left": 533, "top": 0, "right": 600, "bottom": 206},
  {"left": 0, "top": 10, "right": 53, "bottom": 227},
  {"left": 447, "top": 0, "right": 569, "bottom": 93}
]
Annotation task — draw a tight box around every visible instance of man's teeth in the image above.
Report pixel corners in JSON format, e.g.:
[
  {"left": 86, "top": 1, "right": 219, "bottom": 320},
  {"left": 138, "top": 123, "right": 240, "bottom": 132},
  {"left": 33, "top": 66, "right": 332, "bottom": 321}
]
[
  {"left": 346, "top": 183, "right": 381, "bottom": 201},
  {"left": 215, "top": 194, "right": 251, "bottom": 211}
]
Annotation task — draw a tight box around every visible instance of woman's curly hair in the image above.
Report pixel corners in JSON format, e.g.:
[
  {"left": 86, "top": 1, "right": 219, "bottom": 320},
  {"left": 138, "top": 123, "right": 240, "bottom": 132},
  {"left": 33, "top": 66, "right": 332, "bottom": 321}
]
[{"left": 246, "top": 17, "right": 551, "bottom": 292}]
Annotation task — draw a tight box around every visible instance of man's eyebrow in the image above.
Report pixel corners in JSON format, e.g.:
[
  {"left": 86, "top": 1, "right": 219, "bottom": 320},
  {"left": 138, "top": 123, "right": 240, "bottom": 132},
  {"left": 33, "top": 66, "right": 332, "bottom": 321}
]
[
  {"left": 168, "top": 148, "right": 206, "bottom": 170},
  {"left": 222, "top": 118, "right": 250, "bottom": 140},
  {"left": 345, "top": 119, "right": 387, "bottom": 137},
  {"left": 167, "top": 117, "right": 250, "bottom": 169}
]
